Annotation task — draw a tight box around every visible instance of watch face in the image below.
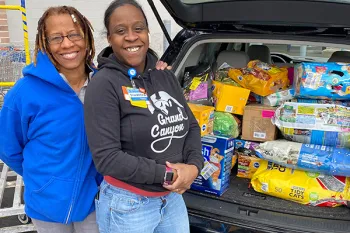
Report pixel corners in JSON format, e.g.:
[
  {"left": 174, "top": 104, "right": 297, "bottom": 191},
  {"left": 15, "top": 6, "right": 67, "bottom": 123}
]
[{"left": 165, "top": 172, "right": 174, "bottom": 182}]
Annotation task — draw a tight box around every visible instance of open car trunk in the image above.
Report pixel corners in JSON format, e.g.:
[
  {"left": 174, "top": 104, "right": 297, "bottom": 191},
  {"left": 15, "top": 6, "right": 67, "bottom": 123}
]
[
  {"left": 164, "top": 33, "right": 350, "bottom": 233},
  {"left": 147, "top": 0, "right": 350, "bottom": 232},
  {"left": 185, "top": 177, "right": 350, "bottom": 232}
]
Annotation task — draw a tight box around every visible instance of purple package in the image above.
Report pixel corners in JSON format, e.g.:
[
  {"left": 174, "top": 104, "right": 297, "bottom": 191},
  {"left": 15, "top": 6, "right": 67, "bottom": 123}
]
[
  {"left": 234, "top": 139, "right": 260, "bottom": 157},
  {"left": 189, "top": 82, "right": 208, "bottom": 101}
]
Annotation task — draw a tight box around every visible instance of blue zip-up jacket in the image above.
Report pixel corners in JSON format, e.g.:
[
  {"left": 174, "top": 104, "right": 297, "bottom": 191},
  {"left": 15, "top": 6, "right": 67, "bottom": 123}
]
[{"left": 0, "top": 51, "right": 102, "bottom": 223}]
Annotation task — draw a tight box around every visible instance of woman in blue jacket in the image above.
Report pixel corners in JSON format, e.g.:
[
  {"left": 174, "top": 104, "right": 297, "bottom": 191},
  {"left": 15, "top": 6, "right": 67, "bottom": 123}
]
[
  {"left": 0, "top": 5, "right": 168, "bottom": 233},
  {"left": 0, "top": 6, "right": 101, "bottom": 233}
]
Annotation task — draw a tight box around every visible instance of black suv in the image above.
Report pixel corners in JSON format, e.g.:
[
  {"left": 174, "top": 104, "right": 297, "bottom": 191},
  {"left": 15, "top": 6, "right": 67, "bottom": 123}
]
[{"left": 148, "top": 0, "right": 350, "bottom": 232}]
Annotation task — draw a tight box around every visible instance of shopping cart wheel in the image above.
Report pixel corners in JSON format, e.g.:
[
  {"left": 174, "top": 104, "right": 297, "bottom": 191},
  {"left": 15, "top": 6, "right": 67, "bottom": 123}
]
[{"left": 18, "top": 214, "right": 31, "bottom": 224}]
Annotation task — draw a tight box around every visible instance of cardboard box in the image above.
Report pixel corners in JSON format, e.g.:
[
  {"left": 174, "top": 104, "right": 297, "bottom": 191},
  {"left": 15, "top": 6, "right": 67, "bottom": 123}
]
[
  {"left": 241, "top": 104, "right": 277, "bottom": 142},
  {"left": 188, "top": 103, "right": 215, "bottom": 136},
  {"left": 212, "top": 81, "right": 250, "bottom": 115},
  {"left": 191, "top": 135, "right": 235, "bottom": 196},
  {"left": 235, "top": 139, "right": 262, "bottom": 179}
]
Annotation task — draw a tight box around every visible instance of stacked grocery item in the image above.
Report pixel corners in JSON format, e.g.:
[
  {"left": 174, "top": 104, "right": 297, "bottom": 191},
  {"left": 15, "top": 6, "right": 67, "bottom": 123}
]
[
  {"left": 250, "top": 62, "right": 350, "bottom": 207},
  {"left": 186, "top": 59, "right": 350, "bottom": 207},
  {"left": 186, "top": 60, "right": 288, "bottom": 196}
]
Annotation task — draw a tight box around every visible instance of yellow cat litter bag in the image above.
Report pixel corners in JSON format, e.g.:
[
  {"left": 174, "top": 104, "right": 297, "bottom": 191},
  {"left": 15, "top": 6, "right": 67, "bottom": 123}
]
[
  {"left": 228, "top": 60, "right": 289, "bottom": 96},
  {"left": 251, "top": 160, "right": 350, "bottom": 207}
]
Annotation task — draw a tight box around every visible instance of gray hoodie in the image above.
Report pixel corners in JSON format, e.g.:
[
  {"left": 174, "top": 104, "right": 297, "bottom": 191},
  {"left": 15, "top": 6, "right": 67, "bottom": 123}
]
[{"left": 84, "top": 47, "right": 204, "bottom": 192}]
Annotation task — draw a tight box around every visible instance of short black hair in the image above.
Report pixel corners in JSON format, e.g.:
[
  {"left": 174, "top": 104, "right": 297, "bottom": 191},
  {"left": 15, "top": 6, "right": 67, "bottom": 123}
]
[
  {"left": 103, "top": 0, "right": 158, "bottom": 58},
  {"left": 104, "top": 0, "right": 148, "bottom": 36}
]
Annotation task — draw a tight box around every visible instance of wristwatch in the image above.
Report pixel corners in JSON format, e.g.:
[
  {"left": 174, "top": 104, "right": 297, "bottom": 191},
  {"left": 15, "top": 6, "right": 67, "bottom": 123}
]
[{"left": 164, "top": 167, "right": 174, "bottom": 185}]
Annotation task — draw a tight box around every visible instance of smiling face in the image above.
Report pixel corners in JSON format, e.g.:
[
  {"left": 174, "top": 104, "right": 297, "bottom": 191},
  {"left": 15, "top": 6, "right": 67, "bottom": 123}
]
[
  {"left": 107, "top": 4, "right": 149, "bottom": 73},
  {"left": 45, "top": 14, "right": 87, "bottom": 74}
]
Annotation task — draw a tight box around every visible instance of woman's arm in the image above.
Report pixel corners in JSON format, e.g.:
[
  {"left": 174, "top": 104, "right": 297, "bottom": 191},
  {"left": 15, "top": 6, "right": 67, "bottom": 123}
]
[
  {"left": 84, "top": 72, "right": 166, "bottom": 184},
  {"left": 0, "top": 106, "right": 25, "bottom": 176}
]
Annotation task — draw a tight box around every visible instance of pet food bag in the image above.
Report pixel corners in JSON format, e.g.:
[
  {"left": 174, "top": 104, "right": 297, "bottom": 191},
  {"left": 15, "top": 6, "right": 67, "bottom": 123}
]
[
  {"left": 235, "top": 139, "right": 262, "bottom": 179},
  {"left": 188, "top": 103, "right": 215, "bottom": 136},
  {"left": 183, "top": 63, "right": 214, "bottom": 105},
  {"left": 215, "top": 63, "right": 241, "bottom": 87},
  {"left": 254, "top": 140, "right": 350, "bottom": 176},
  {"left": 273, "top": 102, "right": 350, "bottom": 147},
  {"left": 294, "top": 62, "right": 350, "bottom": 100},
  {"left": 280, "top": 127, "right": 350, "bottom": 148},
  {"left": 251, "top": 160, "right": 350, "bottom": 207},
  {"left": 228, "top": 60, "right": 289, "bottom": 97}
]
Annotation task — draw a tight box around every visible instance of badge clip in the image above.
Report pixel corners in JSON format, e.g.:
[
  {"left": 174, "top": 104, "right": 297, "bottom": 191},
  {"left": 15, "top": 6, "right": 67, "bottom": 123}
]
[{"left": 128, "top": 68, "right": 137, "bottom": 89}]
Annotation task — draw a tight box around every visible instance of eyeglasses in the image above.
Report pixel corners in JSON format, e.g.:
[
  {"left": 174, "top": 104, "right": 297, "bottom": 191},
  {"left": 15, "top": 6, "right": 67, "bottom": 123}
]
[{"left": 46, "top": 33, "right": 84, "bottom": 45}]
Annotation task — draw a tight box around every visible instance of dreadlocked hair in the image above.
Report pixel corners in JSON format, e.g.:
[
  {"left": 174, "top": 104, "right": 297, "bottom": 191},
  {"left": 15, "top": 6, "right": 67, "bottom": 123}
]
[{"left": 33, "top": 6, "right": 95, "bottom": 67}]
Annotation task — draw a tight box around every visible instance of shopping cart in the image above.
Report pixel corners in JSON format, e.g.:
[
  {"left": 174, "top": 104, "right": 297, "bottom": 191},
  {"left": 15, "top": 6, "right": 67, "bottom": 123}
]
[
  {"left": 0, "top": 47, "right": 35, "bottom": 232},
  {"left": 0, "top": 162, "right": 35, "bottom": 232}
]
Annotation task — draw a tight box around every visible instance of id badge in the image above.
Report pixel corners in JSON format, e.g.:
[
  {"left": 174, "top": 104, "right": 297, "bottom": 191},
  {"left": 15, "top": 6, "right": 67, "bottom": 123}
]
[{"left": 122, "top": 86, "right": 148, "bottom": 108}]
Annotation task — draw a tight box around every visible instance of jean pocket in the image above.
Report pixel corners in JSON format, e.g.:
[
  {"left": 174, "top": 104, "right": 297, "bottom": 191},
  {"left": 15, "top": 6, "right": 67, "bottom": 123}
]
[{"left": 110, "top": 193, "right": 141, "bottom": 213}]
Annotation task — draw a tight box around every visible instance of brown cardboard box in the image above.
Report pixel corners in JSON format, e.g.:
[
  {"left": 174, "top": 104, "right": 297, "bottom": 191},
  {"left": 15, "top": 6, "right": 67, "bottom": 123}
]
[{"left": 241, "top": 104, "right": 277, "bottom": 142}]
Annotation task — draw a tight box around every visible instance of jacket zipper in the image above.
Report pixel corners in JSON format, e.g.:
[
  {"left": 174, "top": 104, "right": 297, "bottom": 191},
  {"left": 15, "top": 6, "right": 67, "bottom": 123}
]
[{"left": 65, "top": 105, "right": 86, "bottom": 224}]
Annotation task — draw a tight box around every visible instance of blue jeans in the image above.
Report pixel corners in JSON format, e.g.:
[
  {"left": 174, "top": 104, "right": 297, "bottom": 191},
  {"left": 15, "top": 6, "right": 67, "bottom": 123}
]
[{"left": 95, "top": 180, "right": 190, "bottom": 233}]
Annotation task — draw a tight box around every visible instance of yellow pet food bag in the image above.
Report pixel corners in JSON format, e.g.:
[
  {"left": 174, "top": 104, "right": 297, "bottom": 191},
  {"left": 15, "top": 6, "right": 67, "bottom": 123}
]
[
  {"left": 251, "top": 160, "right": 350, "bottom": 207},
  {"left": 228, "top": 60, "right": 289, "bottom": 97},
  {"left": 188, "top": 103, "right": 215, "bottom": 136}
]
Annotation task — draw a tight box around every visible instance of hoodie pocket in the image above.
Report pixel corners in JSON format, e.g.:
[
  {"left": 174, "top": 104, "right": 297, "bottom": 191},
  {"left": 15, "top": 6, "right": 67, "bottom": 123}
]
[{"left": 30, "top": 177, "right": 74, "bottom": 222}]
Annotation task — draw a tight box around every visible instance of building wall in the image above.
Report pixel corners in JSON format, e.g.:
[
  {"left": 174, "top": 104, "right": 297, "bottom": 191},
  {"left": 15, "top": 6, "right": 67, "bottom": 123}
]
[
  {"left": 4, "top": 0, "right": 182, "bottom": 56},
  {"left": 0, "top": 0, "right": 10, "bottom": 44}
]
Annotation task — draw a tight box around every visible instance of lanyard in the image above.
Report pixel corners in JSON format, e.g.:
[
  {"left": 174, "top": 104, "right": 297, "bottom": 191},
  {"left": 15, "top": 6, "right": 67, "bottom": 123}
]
[{"left": 128, "top": 68, "right": 137, "bottom": 89}]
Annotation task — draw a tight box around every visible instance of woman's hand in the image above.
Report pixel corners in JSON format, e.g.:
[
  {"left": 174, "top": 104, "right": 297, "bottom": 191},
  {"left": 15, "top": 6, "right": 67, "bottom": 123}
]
[
  {"left": 163, "top": 161, "right": 198, "bottom": 194},
  {"left": 155, "top": 61, "right": 172, "bottom": 70}
]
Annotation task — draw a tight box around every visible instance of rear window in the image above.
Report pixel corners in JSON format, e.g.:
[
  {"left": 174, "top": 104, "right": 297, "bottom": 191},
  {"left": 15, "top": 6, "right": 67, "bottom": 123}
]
[
  {"left": 181, "top": 0, "right": 226, "bottom": 3},
  {"left": 181, "top": 0, "right": 350, "bottom": 4},
  {"left": 254, "top": 43, "right": 350, "bottom": 62}
]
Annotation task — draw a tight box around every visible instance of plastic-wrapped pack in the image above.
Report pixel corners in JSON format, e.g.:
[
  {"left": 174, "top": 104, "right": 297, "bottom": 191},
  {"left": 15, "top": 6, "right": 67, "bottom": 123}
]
[
  {"left": 261, "top": 89, "right": 294, "bottom": 107},
  {"left": 183, "top": 63, "right": 214, "bottom": 105},
  {"left": 251, "top": 160, "right": 350, "bottom": 207},
  {"left": 228, "top": 60, "right": 289, "bottom": 96},
  {"left": 294, "top": 62, "right": 350, "bottom": 100},
  {"left": 213, "top": 112, "right": 241, "bottom": 138},
  {"left": 273, "top": 102, "right": 350, "bottom": 147},
  {"left": 254, "top": 140, "right": 350, "bottom": 176}
]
